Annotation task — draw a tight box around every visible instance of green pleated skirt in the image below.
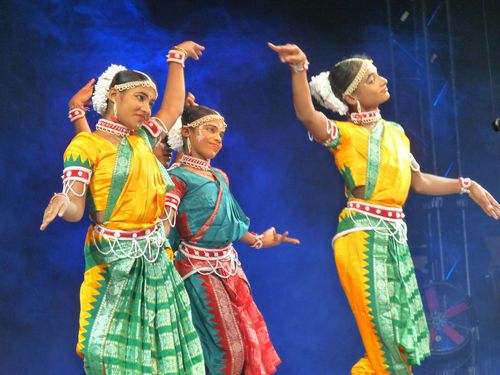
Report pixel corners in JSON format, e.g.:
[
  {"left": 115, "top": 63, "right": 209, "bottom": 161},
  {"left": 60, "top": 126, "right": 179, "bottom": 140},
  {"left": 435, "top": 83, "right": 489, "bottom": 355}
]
[{"left": 77, "top": 225, "right": 205, "bottom": 374}]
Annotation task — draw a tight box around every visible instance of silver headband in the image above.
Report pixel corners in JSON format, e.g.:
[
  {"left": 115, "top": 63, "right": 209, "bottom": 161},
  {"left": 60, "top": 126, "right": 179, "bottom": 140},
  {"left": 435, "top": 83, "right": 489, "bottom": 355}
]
[
  {"left": 184, "top": 114, "right": 227, "bottom": 131},
  {"left": 113, "top": 80, "right": 158, "bottom": 95},
  {"left": 335, "top": 58, "right": 373, "bottom": 97}
]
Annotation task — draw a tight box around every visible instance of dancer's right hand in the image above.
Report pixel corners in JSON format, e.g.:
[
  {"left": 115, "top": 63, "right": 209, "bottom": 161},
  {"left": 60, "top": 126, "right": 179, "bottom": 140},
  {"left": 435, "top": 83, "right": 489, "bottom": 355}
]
[
  {"left": 176, "top": 41, "right": 205, "bottom": 61},
  {"left": 268, "top": 42, "right": 307, "bottom": 66},
  {"left": 40, "top": 195, "right": 70, "bottom": 231},
  {"left": 185, "top": 92, "right": 198, "bottom": 107},
  {"left": 69, "top": 78, "right": 95, "bottom": 109},
  {"left": 261, "top": 227, "right": 301, "bottom": 248}
]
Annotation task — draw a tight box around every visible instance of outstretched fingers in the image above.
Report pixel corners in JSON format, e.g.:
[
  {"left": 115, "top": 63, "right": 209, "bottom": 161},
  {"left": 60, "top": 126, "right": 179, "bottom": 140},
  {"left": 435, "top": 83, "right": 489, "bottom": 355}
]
[
  {"left": 40, "top": 197, "right": 69, "bottom": 230},
  {"left": 484, "top": 191, "right": 500, "bottom": 220},
  {"left": 282, "top": 235, "right": 301, "bottom": 245},
  {"left": 82, "top": 79, "right": 95, "bottom": 105},
  {"left": 268, "top": 42, "right": 306, "bottom": 67},
  {"left": 84, "top": 78, "right": 95, "bottom": 89},
  {"left": 192, "top": 43, "right": 205, "bottom": 59},
  {"left": 272, "top": 229, "right": 301, "bottom": 245}
]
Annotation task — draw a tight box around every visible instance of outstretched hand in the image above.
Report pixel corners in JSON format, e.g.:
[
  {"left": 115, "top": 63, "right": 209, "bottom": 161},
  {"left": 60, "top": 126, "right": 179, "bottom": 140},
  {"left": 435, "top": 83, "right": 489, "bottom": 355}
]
[
  {"left": 176, "top": 41, "right": 205, "bottom": 61},
  {"left": 69, "top": 78, "right": 95, "bottom": 109},
  {"left": 261, "top": 227, "right": 300, "bottom": 248},
  {"left": 40, "top": 195, "right": 70, "bottom": 231},
  {"left": 268, "top": 42, "right": 307, "bottom": 66},
  {"left": 469, "top": 182, "right": 500, "bottom": 220}
]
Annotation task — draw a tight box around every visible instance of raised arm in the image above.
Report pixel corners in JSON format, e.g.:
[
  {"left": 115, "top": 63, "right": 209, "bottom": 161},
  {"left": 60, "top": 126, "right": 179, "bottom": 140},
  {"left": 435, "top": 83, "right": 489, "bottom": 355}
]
[
  {"left": 268, "top": 42, "right": 331, "bottom": 143},
  {"left": 68, "top": 79, "right": 94, "bottom": 133},
  {"left": 154, "top": 41, "right": 205, "bottom": 130}
]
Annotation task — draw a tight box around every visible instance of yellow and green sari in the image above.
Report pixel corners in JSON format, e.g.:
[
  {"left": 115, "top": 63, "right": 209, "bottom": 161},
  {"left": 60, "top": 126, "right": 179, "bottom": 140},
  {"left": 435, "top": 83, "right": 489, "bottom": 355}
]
[
  {"left": 325, "top": 119, "right": 430, "bottom": 374},
  {"left": 63, "top": 127, "right": 204, "bottom": 375}
]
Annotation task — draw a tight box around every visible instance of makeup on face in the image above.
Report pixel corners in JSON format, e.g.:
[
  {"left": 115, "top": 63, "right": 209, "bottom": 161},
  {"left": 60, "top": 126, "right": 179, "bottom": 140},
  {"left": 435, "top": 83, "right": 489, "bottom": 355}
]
[
  {"left": 116, "top": 87, "right": 158, "bottom": 130},
  {"left": 354, "top": 64, "right": 390, "bottom": 110},
  {"left": 190, "top": 123, "right": 225, "bottom": 160}
]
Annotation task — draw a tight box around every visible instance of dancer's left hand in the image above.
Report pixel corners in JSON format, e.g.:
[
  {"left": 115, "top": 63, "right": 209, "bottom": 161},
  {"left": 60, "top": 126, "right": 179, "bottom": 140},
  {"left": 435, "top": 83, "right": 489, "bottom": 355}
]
[
  {"left": 261, "top": 227, "right": 300, "bottom": 248},
  {"left": 175, "top": 41, "right": 205, "bottom": 61},
  {"left": 468, "top": 181, "right": 500, "bottom": 220},
  {"left": 40, "top": 195, "right": 70, "bottom": 231}
]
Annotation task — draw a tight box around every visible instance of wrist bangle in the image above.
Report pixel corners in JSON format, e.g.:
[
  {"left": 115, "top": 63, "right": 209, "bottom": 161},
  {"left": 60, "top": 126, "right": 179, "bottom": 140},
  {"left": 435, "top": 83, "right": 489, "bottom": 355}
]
[
  {"left": 290, "top": 60, "right": 309, "bottom": 73},
  {"left": 459, "top": 177, "right": 472, "bottom": 194},
  {"left": 250, "top": 232, "right": 264, "bottom": 249},
  {"left": 68, "top": 107, "right": 89, "bottom": 122},
  {"left": 166, "top": 49, "right": 186, "bottom": 67},
  {"left": 173, "top": 45, "right": 188, "bottom": 56}
]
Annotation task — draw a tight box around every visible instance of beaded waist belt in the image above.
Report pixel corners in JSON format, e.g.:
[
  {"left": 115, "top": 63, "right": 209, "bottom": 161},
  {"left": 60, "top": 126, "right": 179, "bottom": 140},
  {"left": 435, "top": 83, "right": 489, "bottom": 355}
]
[
  {"left": 93, "top": 224, "right": 158, "bottom": 240},
  {"left": 176, "top": 241, "right": 239, "bottom": 279},
  {"left": 91, "top": 224, "right": 166, "bottom": 263},
  {"left": 333, "top": 200, "right": 408, "bottom": 244},
  {"left": 179, "top": 242, "right": 234, "bottom": 260},
  {"left": 347, "top": 200, "right": 405, "bottom": 221}
]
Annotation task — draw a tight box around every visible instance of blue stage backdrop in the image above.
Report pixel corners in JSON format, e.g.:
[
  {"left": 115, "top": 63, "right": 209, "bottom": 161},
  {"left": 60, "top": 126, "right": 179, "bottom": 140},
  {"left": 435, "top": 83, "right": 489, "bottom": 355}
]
[{"left": 1, "top": 1, "right": 499, "bottom": 373}]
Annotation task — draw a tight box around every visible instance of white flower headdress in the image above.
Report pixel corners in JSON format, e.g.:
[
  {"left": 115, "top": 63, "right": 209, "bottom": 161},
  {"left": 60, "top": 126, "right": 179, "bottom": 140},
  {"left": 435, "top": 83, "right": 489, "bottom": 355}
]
[
  {"left": 92, "top": 64, "right": 127, "bottom": 115},
  {"left": 167, "top": 116, "right": 184, "bottom": 152},
  {"left": 309, "top": 57, "right": 372, "bottom": 115},
  {"left": 92, "top": 65, "right": 158, "bottom": 116},
  {"left": 309, "top": 72, "right": 349, "bottom": 115}
]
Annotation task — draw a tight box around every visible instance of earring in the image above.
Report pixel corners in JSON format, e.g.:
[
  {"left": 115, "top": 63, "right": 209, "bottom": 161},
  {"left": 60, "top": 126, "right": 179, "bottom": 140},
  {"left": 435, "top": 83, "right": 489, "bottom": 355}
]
[
  {"left": 112, "top": 101, "right": 118, "bottom": 122},
  {"left": 356, "top": 100, "right": 362, "bottom": 113},
  {"left": 186, "top": 137, "right": 192, "bottom": 155}
]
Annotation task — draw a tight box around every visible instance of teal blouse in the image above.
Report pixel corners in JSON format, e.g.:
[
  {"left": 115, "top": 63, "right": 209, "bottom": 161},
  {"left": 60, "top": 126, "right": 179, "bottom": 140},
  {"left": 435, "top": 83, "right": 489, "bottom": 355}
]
[{"left": 168, "top": 166, "right": 250, "bottom": 249}]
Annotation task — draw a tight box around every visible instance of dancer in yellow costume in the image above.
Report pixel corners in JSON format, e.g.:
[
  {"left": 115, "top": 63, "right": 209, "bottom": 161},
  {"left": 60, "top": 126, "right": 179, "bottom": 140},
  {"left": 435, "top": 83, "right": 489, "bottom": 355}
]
[
  {"left": 40, "top": 42, "right": 207, "bottom": 374},
  {"left": 269, "top": 43, "right": 500, "bottom": 374}
]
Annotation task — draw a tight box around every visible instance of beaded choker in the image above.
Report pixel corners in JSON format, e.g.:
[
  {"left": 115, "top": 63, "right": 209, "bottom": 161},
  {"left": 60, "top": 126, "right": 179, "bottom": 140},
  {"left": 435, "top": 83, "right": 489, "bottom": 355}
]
[
  {"left": 96, "top": 119, "right": 131, "bottom": 137},
  {"left": 350, "top": 110, "right": 381, "bottom": 125},
  {"left": 180, "top": 154, "right": 211, "bottom": 171}
]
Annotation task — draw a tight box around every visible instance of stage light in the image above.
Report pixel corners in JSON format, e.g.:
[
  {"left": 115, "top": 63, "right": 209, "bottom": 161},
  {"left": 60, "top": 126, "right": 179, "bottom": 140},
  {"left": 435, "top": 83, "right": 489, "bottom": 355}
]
[
  {"left": 400, "top": 11, "right": 410, "bottom": 22},
  {"left": 492, "top": 118, "right": 500, "bottom": 132}
]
